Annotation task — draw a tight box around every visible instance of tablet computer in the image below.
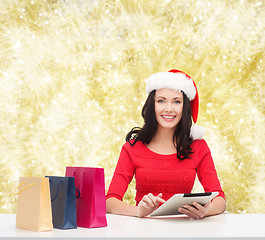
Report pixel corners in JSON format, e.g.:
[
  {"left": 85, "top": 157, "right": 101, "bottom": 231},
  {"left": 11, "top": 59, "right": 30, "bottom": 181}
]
[{"left": 150, "top": 192, "right": 219, "bottom": 216}]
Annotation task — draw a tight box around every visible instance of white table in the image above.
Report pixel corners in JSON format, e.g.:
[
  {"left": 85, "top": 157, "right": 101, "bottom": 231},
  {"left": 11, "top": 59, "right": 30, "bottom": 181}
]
[{"left": 1, "top": 213, "right": 265, "bottom": 239}]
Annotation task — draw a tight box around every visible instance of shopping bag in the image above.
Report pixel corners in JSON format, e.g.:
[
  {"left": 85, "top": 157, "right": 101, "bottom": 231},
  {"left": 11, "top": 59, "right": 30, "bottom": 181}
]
[
  {"left": 16, "top": 177, "right": 53, "bottom": 232},
  {"left": 65, "top": 167, "right": 107, "bottom": 228},
  {"left": 46, "top": 176, "right": 78, "bottom": 229}
]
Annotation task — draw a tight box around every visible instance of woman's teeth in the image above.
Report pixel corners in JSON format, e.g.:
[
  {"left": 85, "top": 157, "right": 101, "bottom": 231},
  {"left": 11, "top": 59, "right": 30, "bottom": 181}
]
[{"left": 162, "top": 115, "right": 175, "bottom": 119}]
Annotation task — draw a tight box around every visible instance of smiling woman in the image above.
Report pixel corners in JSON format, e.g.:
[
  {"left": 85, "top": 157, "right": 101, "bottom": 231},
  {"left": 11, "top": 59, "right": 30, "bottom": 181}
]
[{"left": 106, "top": 69, "right": 226, "bottom": 219}]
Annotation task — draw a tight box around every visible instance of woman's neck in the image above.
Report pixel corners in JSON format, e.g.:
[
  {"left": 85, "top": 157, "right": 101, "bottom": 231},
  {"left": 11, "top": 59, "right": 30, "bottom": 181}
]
[
  {"left": 152, "top": 126, "right": 175, "bottom": 144},
  {"left": 146, "top": 127, "right": 177, "bottom": 154}
]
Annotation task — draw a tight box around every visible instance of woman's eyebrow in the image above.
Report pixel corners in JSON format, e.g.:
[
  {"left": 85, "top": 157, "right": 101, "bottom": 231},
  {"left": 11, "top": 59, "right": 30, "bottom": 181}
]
[
  {"left": 156, "top": 96, "right": 182, "bottom": 99},
  {"left": 156, "top": 96, "right": 166, "bottom": 99},
  {"left": 173, "top": 97, "right": 183, "bottom": 100}
]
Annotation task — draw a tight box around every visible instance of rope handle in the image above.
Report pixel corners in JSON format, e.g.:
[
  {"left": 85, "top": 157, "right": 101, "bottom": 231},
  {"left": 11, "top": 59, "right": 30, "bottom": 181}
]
[
  {"left": 14, "top": 182, "right": 35, "bottom": 195},
  {"left": 71, "top": 171, "right": 84, "bottom": 198},
  {"left": 75, "top": 187, "right": 80, "bottom": 198},
  {"left": 49, "top": 179, "right": 81, "bottom": 200}
]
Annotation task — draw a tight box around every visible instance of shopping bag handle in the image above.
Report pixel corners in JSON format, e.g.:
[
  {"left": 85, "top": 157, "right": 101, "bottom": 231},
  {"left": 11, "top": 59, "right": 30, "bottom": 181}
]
[
  {"left": 14, "top": 182, "right": 35, "bottom": 195},
  {"left": 71, "top": 171, "right": 84, "bottom": 198},
  {"left": 49, "top": 179, "right": 80, "bottom": 200},
  {"left": 75, "top": 187, "right": 80, "bottom": 198}
]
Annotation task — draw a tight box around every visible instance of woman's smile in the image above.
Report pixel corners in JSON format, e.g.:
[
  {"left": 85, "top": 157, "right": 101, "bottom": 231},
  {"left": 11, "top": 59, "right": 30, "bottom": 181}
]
[{"left": 161, "top": 115, "right": 176, "bottom": 121}]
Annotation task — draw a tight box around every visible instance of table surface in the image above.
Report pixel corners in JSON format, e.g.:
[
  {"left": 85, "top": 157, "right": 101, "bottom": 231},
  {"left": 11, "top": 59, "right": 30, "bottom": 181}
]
[{"left": 1, "top": 213, "right": 265, "bottom": 239}]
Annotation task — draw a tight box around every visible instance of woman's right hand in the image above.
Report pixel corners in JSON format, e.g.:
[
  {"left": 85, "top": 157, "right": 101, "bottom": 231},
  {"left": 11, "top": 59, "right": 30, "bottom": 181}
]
[{"left": 137, "top": 193, "right": 165, "bottom": 218}]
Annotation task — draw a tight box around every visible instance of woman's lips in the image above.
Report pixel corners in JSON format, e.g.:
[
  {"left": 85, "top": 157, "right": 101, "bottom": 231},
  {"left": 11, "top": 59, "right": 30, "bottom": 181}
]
[{"left": 161, "top": 115, "right": 176, "bottom": 121}]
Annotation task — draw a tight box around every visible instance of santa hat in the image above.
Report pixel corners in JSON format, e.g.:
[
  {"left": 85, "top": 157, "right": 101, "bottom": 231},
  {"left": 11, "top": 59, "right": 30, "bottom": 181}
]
[{"left": 145, "top": 69, "right": 205, "bottom": 140}]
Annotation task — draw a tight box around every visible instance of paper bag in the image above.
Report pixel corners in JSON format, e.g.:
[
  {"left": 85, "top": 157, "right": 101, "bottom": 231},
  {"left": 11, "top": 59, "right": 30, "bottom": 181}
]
[
  {"left": 16, "top": 177, "right": 53, "bottom": 232},
  {"left": 65, "top": 167, "right": 107, "bottom": 228},
  {"left": 46, "top": 176, "right": 77, "bottom": 229}
]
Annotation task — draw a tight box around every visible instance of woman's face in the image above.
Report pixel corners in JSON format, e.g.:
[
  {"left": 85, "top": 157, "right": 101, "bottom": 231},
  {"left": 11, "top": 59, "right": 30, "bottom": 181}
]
[{"left": 154, "top": 88, "right": 183, "bottom": 130}]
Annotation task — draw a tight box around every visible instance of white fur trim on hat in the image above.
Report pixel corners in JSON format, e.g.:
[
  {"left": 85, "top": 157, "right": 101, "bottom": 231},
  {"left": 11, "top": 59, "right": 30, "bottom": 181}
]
[
  {"left": 190, "top": 124, "right": 205, "bottom": 140},
  {"left": 146, "top": 72, "right": 196, "bottom": 100}
]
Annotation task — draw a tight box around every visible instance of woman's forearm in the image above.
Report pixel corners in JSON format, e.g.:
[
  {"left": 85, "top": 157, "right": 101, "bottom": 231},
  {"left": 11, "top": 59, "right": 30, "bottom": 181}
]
[
  {"left": 106, "top": 197, "right": 138, "bottom": 217},
  {"left": 205, "top": 196, "right": 226, "bottom": 217}
]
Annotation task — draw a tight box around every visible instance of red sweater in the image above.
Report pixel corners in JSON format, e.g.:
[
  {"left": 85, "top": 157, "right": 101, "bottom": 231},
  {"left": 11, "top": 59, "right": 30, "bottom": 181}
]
[{"left": 106, "top": 139, "right": 225, "bottom": 204}]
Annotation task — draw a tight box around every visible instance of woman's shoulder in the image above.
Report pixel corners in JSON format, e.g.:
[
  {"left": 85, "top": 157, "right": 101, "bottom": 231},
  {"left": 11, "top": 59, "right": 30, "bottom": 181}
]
[
  {"left": 122, "top": 140, "right": 149, "bottom": 155},
  {"left": 191, "top": 139, "right": 209, "bottom": 148},
  {"left": 123, "top": 140, "right": 145, "bottom": 149},
  {"left": 191, "top": 139, "right": 211, "bottom": 156}
]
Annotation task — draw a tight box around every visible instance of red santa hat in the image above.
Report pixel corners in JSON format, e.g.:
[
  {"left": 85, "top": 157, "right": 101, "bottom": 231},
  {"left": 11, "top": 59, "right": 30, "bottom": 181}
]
[{"left": 145, "top": 69, "right": 205, "bottom": 140}]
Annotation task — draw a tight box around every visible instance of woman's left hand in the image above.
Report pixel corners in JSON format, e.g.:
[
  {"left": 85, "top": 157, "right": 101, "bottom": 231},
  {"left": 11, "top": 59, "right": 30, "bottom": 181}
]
[{"left": 178, "top": 201, "right": 211, "bottom": 219}]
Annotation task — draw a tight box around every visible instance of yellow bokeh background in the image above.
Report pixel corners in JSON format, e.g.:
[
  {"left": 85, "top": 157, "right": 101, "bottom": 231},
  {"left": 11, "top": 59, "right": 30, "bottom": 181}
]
[{"left": 0, "top": 0, "right": 264, "bottom": 214}]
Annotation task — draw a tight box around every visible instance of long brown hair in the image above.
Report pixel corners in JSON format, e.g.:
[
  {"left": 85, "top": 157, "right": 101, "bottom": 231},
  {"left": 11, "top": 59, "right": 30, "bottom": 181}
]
[{"left": 126, "top": 90, "right": 193, "bottom": 160}]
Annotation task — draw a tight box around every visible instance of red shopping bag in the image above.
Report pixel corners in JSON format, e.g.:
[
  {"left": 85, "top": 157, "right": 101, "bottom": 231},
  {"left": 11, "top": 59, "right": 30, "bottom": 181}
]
[{"left": 65, "top": 167, "right": 107, "bottom": 228}]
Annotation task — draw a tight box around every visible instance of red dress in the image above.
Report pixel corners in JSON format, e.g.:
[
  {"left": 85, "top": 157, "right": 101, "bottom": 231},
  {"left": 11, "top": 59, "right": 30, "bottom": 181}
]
[{"left": 106, "top": 139, "right": 225, "bottom": 204}]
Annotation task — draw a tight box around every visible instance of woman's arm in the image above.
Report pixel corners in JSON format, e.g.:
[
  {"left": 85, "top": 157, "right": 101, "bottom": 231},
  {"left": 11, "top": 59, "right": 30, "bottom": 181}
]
[
  {"left": 186, "top": 140, "right": 226, "bottom": 219},
  {"left": 205, "top": 196, "right": 226, "bottom": 216},
  {"left": 106, "top": 197, "right": 138, "bottom": 217},
  {"left": 178, "top": 196, "right": 226, "bottom": 219},
  {"left": 107, "top": 193, "right": 165, "bottom": 218}
]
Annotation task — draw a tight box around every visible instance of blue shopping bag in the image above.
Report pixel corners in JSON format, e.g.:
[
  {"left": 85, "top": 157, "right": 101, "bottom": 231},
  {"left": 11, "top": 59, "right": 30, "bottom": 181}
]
[{"left": 46, "top": 176, "right": 78, "bottom": 229}]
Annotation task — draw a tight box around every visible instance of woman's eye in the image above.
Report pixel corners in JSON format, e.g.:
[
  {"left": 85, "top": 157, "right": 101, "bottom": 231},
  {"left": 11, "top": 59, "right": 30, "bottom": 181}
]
[
  {"left": 157, "top": 100, "right": 164, "bottom": 103},
  {"left": 174, "top": 101, "right": 181, "bottom": 104}
]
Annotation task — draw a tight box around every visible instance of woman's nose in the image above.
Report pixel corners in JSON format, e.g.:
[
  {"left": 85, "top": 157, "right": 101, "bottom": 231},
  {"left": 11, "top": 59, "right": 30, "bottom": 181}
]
[{"left": 165, "top": 102, "right": 173, "bottom": 112}]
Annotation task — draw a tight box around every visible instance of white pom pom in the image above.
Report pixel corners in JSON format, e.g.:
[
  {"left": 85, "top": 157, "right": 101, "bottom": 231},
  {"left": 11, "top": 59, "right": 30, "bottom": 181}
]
[{"left": 190, "top": 124, "right": 205, "bottom": 140}]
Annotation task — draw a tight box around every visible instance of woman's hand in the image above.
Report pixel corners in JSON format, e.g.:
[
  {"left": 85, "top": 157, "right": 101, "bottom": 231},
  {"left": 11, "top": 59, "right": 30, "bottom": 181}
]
[
  {"left": 137, "top": 193, "right": 165, "bottom": 218},
  {"left": 178, "top": 201, "right": 211, "bottom": 219},
  {"left": 178, "top": 196, "right": 226, "bottom": 219}
]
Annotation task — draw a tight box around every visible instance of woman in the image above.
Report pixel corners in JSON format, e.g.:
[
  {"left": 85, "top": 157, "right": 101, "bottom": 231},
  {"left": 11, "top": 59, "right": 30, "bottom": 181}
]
[{"left": 106, "top": 69, "right": 226, "bottom": 219}]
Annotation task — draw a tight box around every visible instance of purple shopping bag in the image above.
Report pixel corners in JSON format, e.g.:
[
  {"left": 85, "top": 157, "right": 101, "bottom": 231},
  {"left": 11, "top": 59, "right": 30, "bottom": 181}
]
[{"left": 65, "top": 167, "right": 107, "bottom": 228}]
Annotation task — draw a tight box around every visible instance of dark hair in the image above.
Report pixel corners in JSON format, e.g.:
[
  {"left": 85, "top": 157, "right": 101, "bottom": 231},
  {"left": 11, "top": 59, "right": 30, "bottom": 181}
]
[{"left": 126, "top": 90, "right": 193, "bottom": 160}]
